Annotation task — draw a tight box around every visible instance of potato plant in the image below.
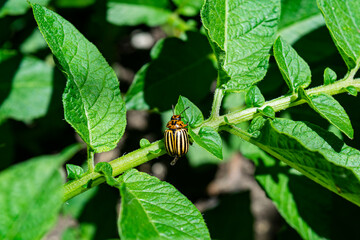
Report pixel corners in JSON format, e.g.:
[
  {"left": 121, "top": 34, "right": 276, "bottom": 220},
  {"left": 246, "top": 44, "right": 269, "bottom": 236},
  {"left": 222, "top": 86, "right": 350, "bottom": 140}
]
[{"left": 0, "top": 0, "right": 360, "bottom": 239}]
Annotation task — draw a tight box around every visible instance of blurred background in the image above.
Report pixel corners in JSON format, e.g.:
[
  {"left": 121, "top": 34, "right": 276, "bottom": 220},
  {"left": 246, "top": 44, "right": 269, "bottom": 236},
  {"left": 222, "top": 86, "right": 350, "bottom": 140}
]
[{"left": 1, "top": 0, "right": 360, "bottom": 239}]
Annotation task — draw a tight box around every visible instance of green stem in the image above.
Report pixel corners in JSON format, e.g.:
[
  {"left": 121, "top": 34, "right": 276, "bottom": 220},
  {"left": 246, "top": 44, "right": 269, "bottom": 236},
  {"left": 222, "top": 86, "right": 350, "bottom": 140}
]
[
  {"left": 87, "top": 147, "right": 95, "bottom": 173},
  {"left": 162, "top": 13, "right": 193, "bottom": 37},
  {"left": 205, "top": 77, "right": 360, "bottom": 131},
  {"left": 63, "top": 77, "right": 360, "bottom": 201},
  {"left": 64, "top": 140, "right": 166, "bottom": 201},
  {"left": 209, "top": 88, "right": 224, "bottom": 120}
]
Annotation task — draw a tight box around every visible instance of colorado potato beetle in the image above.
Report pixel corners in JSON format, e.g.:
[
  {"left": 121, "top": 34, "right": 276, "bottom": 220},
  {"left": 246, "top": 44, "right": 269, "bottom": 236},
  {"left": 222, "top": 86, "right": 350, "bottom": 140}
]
[{"left": 164, "top": 106, "right": 190, "bottom": 165}]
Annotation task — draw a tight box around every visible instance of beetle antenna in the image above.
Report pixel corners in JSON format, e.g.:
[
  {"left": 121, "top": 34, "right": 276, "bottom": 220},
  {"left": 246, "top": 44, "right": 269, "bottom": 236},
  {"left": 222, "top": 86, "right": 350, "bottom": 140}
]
[{"left": 180, "top": 107, "right": 189, "bottom": 115}]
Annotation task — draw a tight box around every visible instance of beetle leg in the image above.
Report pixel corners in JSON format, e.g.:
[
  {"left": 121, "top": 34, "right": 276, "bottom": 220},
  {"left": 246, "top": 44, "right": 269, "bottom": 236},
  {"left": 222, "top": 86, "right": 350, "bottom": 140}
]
[{"left": 170, "top": 156, "right": 179, "bottom": 166}]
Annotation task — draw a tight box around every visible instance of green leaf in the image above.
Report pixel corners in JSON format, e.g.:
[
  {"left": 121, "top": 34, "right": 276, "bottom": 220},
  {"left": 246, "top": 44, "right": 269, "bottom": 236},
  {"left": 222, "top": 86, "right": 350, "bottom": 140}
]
[
  {"left": 299, "top": 88, "right": 353, "bottom": 139},
  {"left": 55, "top": 0, "right": 96, "bottom": 8},
  {"left": 0, "top": 144, "right": 80, "bottom": 240},
  {"left": 344, "top": 86, "right": 357, "bottom": 97},
  {"left": 118, "top": 169, "right": 211, "bottom": 239},
  {"left": 241, "top": 143, "right": 342, "bottom": 240},
  {"left": 139, "top": 138, "right": 151, "bottom": 148},
  {"left": 172, "top": 0, "right": 203, "bottom": 17},
  {"left": 188, "top": 127, "right": 222, "bottom": 160},
  {"left": 20, "top": 28, "right": 48, "bottom": 54},
  {"left": 250, "top": 118, "right": 360, "bottom": 206},
  {"left": 94, "top": 162, "right": 118, "bottom": 187},
  {"left": 278, "top": 0, "right": 325, "bottom": 44},
  {"left": 62, "top": 223, "right": 96, "bottom": 240},
  {"left": 0, "top": 0, "right": 50, "bottom": 17},
  {"left": 245, "top": 86, "right": 265, "bottom": 108},
  {"left": 248, "top": 116, "right": 266, "bottom": 137},
  {"left": 242, "top": 141, "right": 360, "bottom": 240},
  {"left": 222, "top": 92, "right": 245, "bottom": 112},
  {"left": 249, "top": 147, "right": 332, "bottom": 240},
  {"left": 273, "top": 36, "right": 311, "bottom": 93},
  {"left": 279, "top": 0, "right": 321, "bottom": 29},
  {"left": 201, "top": 0, "right": 280, "bottom": 91},
  {"left": 317, "top": 0, "right": 360, "bottom": 70},
  {"left": 0, "top": 49, "right": 16, "bottom": 62},
  {"left": 124, "top": 64, "right": 150, "bottom": 110},
  {"left": 186, "top": 143, "right": 221, "bottom": 167},
  {"left": 32, "top": 4, "right": 127, "bottom": 153},
  {"left": 257, "top": 106, "right": 275, "bottom": 119},
  {"left": 149, "top": 149, "right": 162, "bottom": 155},
  {"left": 62, "top": 187, "right": 98, "bottom": 218},
  {"left": 323, "top": 67, "right": 337, "bottom": 85},
  {"left": 0, "top": 56, "right": 53, "bottom": 123},
  {"left": 126, "top": 31, "right": 216, "bottom": 111},
  {"left": 66, "top": 164, "right": 84, "bottom": 180},
  {"left": 175, "top": 95, "right": 204, "bottom": 127},
  {"left": 107, "top": 0, "right": 172, "bottom": 27}
]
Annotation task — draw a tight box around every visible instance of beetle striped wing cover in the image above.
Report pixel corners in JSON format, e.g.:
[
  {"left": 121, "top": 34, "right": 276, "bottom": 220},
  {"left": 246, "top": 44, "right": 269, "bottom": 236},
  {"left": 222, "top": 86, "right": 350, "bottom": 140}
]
[{"left": 164, "top": 129, "right": 189, "bottom": 157}]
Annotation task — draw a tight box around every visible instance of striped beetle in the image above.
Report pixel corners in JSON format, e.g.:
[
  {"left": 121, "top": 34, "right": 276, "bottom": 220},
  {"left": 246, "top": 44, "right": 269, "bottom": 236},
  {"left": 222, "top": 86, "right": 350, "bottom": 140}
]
[{"left": 164, "top": 106, "right": 189, "bottom": 165}]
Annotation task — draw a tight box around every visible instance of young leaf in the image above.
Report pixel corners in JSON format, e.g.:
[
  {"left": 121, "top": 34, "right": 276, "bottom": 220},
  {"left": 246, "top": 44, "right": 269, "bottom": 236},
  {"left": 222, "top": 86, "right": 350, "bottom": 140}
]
[
  {"left": 126, "top": 31, "right": 216, "bottom": 111},
  {"left": 249, "top": 118, "right": 360, "bottom": 206},
  {"left": 257, "top": 106, "right": 275, "bottom": 119},
  {"left": 172, "top": 0, "right": 203, "bottom": 17},
  {"left": 188, "top": 127, "right": 223, "bottom": 160},
  {"left": 118, "top": 169, "right": 211, "bottom": 239},
  {"left": 298, "top": 88, "right": 353, "bottom": 139},
  {"left": 323, "top": 67, "right": 337, "bottom": 85},
  {"left": 273, "top": 36, "right": 311, "bottom": 93},
  {"left": 66, "top": 164, "right": 84, "bottom": 180},
  {"left": 107, "top": 0, "right": 172, "bottom": 27},
  {"left": 317, "top": 0, "right": 360, "bottom": 70},
  {"left": 94, "top": 162, "right": 118, "bottom": 187},
  {"left": 245, "top": 86, "right": 265, "bottom": 108},
  {"left": 149, "top": 149, "right": 162, "bottom": 155},
  {"left": 248, "top": 116, "right": 266, "bottom": 137},
  {"left": 0, "top": 144, "right": 80, "bottom": 240},
  {"left": 175, "top": 95, "right": 204, "bottom": 127},
  {"left": 344, "top": 86, "right": 357, "bottom": 97},
  {"left": 32, "top": 4, "right": 127, "bottom": 153},
  {"left": 139, "top": 138, "right": 151, "bottom": 148},
  {"left": 201, "top": 0, "right": 280, "bottom": 91},
  {"left": 0, "top": 57, "right": 53, "bottom": 123}
]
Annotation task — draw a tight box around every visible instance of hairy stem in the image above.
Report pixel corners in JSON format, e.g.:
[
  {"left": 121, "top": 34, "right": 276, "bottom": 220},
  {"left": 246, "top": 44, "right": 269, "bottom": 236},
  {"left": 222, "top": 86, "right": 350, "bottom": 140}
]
[
  {"left": 87, "top": 147, "right": 95, "bottom": 173},
  {"left": 64, "top": 140, "right": 166, "bottom": 201},
  {"left": 63, "top": 76, "right": 360, "bottom": 201},
  {"left": 209, "top": 88, "right": 224, "bottom": 120}
]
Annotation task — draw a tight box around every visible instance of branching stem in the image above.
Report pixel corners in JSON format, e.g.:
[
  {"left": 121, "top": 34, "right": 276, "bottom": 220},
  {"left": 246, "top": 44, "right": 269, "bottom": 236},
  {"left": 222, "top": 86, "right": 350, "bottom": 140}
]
[{"left": 63, "top": 76, "right": 360, "bottom": 202}]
